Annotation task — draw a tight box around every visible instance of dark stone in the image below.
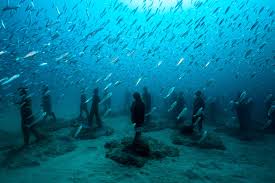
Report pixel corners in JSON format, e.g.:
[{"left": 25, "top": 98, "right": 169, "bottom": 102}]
[{"left": 105, "top": 136, "right": 179, "bottom": 167}]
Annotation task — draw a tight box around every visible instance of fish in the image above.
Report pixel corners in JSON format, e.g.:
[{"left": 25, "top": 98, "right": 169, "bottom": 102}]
[
  {"left": 168, "top": 101, "right": 177, "bottom": 112},
  {"left": 0, "top": 77, "right": 8, "bottom": 84},
  {"left": 86, "top": 8, "right": 90, "bottom": 19},
  {"left": 225, "top": 6, "right": 230, "bottom": 14},
  {"left": 100, "top": 92, "right": 112, "bottom": 105},
  {"left": 56, "top": 52, "right": 69, "bottom": 61},
  {"left": 0, "top": 51, "right": 7, "bottom": 56},
  {"left": 177, "top": 58, "right": 184, "bottom": 66},
  {"left": 39, "top": 63, "right": 48, "bottom": 66},
  {"left": 194, "top": 107, "right": 204, "bottom": 117},
  {"left": 166, "top": 86, "right": 176, "bottom": 98},
  {"left": 206, "top": 79, "right": 216, "bottom": 87},
  {"left": 31, "top": 1, "right": 35, "bottom": 8},
  {"left": 250, "top": 21, "right": 259, "bottom": 31},
  {"left": 213, "top": 7, "right": 220, "bottom": 14},
  {"left": 103, "top": 108, "right": 112, "bottom": 117},
  {"left": 104, "top": 82, "right": 113, "bottom": 91},
  {"left": 79, "top": 52, "right": 84, "bottom": 57},
  {"left": 51, "top": 32, "right": 60, "bottom": 40},
  {"left": 262, "top": 120, "right": 273, "bottom": 129},
  {"left": 259, "top": 7, "right": 265, "bottom": 14},
  {"left": 205, "top": 61, "right": 211, "bottom": 67},
  {"left": 96, "top": 77, "right": 102, "bottom": 83},
  {"left": 56, "top": 6, "right": 61, "bottom": 15},
  {"left": 74, "top": 125, "right": 83, "bottom": 138},
  {"left": 245, "top": 49, "right": 252, "bottom": 58},
  {"left": 178, "top": 73, "right": 185, "bottom": 80},
  {"left": 104, "top": 73, "right": 112, "bottom": 81},
  {"left": 85, "top": 97, "right": 93, "bottom": 104},
  {"left": 145, "top": 107, "right": 157, "bottom": 116},
  {"left": 259, "top": 43, "right": 266, "bottom": 50},
  {"left": 2, "top": 5, "right": 20, "bottom": 12},
  {"left": 127, "top": 50, "right": 135, "bottom": 57},
  {"left": 112, "top": 57, "right": 119, "bottom": 64},
  {"left": 1, "top": 74, "right": 20, "bottom": 86},
  {"left": 114, "top": 80, "right": 122, "bottom": 86},
  {"left": 1, "top": 20, "right": 6, "bottom": 29},
  {"left": 136, "top": 77, "right": 142, "bottom": 86},
  {"left": 239, "top": 91, "right": 247, "bottom": 103},
  {"left": 198, "top": 130, "right": 208, "bottom": 143},
  {"left": 23, "top": 51, "right": 39, "bottom": 59},
  {"left": 194, "top": 43, "right": 203, "bottom": 49},
  {"left": 250, "top": 72, "right": 257, "bottom": 78},
  {"left": 81, "top": 27, "right": 105, "bottom": 42},
  {"left": 177, "top": 107, "right": 188, "bottom": 120}
]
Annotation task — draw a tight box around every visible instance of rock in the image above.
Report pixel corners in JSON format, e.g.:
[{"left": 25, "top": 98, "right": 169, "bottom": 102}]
[
  {"left": 105, "top": 136, "right": 179, "bottom": 167},
  {"left": 1, "top": 135, "right": 76, "bottom": 169},
  {"left": 171, "top": 131, "right": 226, "bottom": 150}
]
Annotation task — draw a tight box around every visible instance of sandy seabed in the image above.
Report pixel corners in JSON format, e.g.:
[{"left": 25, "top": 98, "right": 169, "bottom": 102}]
[{"left": 0, "top": 115, "right": 275, "bottom": 183}]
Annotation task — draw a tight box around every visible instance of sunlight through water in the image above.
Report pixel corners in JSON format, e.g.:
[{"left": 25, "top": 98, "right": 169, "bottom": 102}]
[{"left": 120, "top": 0, "right": 195, "bottom": 11}]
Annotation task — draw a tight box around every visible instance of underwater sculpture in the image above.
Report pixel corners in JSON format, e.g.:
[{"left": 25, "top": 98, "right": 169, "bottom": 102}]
[
  {"left": 89, "top": 88, "right": 103, "bottom": 128},
  {"left": 41, "top": 85, "right": 57, "bottom": 123},
  {"left": 79, "top": 88, "right": 89, "bottom": 122},
  {"left": 234, "top": 90, "right": 253, "bottom": 132},
  {"left": 17, "top": 87, "right": 44, "bottom": 146},
  {"left": 105, "top": 92, "right": 179, "bottom": 167},
  {"left": 142, "top": 87, "right": 152, "bottom": 123}
]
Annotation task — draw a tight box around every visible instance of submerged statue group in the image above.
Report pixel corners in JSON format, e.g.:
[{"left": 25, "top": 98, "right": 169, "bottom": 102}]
[{"left": 15, "top": 85, "right": 275, "bottom": 147}]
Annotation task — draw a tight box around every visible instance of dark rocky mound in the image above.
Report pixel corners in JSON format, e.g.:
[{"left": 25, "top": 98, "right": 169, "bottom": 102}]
[
  {"left": 171, "top": 129, "right": 226, "bottom": 150},
  {"left": 105, "top": 136, "right": 179, "bottom": 167},
  {"left": 1, "top": 135, "right": 76, "bottom": 169},
  {"left": 71, "top": 125, "right": 114, "bottom": 140}
]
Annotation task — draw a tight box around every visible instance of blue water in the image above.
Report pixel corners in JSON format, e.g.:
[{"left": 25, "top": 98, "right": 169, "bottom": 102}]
[
  {"left": 0, "top": 0, "right": 274, "bottom": 129},
  {"left": 0, "top": 1, "right": 275, "bottom": 183}
]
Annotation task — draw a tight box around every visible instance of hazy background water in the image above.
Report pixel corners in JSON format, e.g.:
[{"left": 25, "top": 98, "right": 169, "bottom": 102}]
[{"left": 0, "top": 0, "right": 274, "bottom": 132}]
